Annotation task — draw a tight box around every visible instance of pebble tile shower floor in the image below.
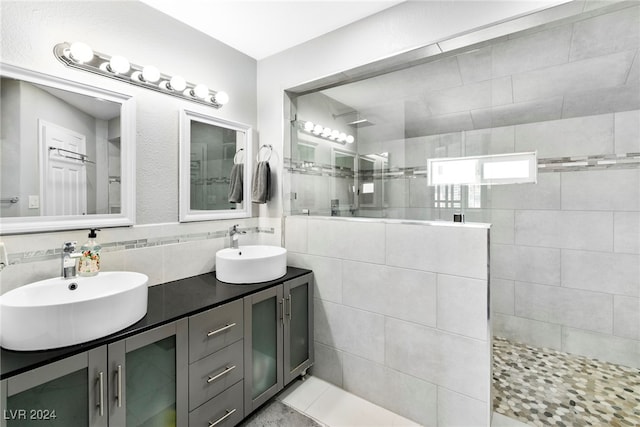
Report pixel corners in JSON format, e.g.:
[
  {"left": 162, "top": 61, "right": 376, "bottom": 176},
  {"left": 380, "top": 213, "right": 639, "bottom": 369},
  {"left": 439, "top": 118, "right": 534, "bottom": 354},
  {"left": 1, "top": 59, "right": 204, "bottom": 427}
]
[{"left": 493, "top": 337, "right": 640, "bottom": 426}]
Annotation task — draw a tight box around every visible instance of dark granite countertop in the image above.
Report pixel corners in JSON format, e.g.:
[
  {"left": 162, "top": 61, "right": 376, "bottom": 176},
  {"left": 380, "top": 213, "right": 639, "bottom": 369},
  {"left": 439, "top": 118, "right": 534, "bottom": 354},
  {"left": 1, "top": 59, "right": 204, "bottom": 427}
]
[{"left": 1, "top": 267, "right": 311, "bottom": 380}]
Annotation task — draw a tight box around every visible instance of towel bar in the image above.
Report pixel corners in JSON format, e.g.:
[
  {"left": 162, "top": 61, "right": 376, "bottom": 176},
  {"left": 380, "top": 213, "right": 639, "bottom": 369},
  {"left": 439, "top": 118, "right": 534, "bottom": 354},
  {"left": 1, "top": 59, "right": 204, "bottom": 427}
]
[
  {"left": 257, "top": 144, "right": 272, "bottom": 162},
  {"left": 233, "top": 148, "right": 244, "bottom": 165}
]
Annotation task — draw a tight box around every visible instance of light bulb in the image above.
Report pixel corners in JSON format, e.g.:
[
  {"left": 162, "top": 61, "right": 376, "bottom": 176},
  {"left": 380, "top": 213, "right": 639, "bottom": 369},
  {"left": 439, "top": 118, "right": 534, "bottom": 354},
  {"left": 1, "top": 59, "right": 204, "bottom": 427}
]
[
  {"left": 313, "top": 124, "right": 323, "bottom": 135},
  {"left": 214, "top": 91, "right": 229, "bottom": 105},
  {"left": 69, "top": 42, "right": 94, "bottom": 63},
  {"left": 304, "top": 121, "right": 314, "bottom": 132},
  {"left": 109, "top": 55, "right": 130, "bottom": 74},
  {"left": 338, "top": 132, "right": 347, "bottom": 142},
  {"left": 142, "top": 65, "right": 160, "bottom": 83},
  {"left": 169, "top": 76, "right": 186, "bottom": 92},
  {"left": 331, "top": 129, "right": 340, "bottom": 139},
  {"left": 193, "top": 84, "right": 209, "bottom": 99},
  {"left": 322, "top": 127, "right": 332, "bottom": 137},
  {"left": 346, "top": 135, "right": 355, "bottom": 144}
]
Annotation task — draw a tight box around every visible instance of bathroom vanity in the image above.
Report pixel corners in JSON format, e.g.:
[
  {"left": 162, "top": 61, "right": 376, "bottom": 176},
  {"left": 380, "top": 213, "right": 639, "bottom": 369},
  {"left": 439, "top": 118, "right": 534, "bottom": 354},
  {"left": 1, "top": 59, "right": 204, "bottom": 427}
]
[{"left": 0, "top": 267, "right": 314, "bottom": 427}]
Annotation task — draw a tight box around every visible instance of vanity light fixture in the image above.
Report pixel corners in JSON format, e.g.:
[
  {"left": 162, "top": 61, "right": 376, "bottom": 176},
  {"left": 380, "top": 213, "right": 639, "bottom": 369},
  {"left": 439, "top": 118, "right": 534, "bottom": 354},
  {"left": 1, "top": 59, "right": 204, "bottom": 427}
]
[
  {"left": 297, "top": 120, "right": 354, "bottom": 144},
  {"left": 54, "top": 42, "right": 229, "bottom": 109}
]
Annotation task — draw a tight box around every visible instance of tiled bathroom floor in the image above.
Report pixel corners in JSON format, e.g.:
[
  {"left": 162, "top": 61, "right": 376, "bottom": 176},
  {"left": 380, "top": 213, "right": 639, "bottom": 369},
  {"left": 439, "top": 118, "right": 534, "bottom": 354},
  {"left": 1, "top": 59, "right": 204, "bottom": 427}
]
[{"left": 493, "top": 336, "right": 640, "bottom": 427}]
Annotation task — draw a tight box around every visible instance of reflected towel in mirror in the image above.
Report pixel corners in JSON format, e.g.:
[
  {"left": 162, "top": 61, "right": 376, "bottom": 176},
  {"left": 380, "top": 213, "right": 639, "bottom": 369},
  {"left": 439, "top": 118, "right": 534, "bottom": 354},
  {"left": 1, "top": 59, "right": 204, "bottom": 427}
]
[
  {"left": 252, "top": 161, "right": 271, "bottom": 204},
  {"left": 228, "top": 163, "right": 244, "bottom": 203}
]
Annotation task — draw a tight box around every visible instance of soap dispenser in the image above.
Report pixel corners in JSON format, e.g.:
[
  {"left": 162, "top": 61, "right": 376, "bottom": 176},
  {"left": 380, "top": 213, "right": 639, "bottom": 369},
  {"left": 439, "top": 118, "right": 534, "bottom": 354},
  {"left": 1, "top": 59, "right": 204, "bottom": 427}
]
[{"left": 78, "top": 228, "right": 101, "bottom": 277}]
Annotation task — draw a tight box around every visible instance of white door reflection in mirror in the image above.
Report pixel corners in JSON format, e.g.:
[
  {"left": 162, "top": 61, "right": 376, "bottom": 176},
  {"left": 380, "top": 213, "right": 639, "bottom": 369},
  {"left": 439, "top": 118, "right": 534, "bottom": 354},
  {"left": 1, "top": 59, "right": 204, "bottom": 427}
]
[
  {"left": 179, "top": 109, "right": 252, "bottom": 222},
  {"left": 40, "top": 121, "right": 88, "bottom": 216}
]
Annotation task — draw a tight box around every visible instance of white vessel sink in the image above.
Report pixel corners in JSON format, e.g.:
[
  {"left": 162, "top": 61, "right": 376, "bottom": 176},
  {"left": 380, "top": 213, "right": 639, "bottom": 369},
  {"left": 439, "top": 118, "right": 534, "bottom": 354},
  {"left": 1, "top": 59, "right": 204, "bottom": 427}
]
[
  {"left": 216, "top": 245, "right": 287, "bottom": 284},
  {"left": 0, "top": 271, "right": 148, "bottom": 351}
]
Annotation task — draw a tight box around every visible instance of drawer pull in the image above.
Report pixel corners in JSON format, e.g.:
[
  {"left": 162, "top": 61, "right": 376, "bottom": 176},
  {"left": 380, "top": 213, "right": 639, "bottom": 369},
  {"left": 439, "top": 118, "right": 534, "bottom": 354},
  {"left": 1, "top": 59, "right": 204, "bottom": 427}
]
[
  {"left": 209, "top": 408, "right": 236, "bottom": 427},
  {"left": 207, "top": 322, "right": 236, "bottom": 337},
  {"left": 207, "top": 365, "right": 237, "bottom": 383}
]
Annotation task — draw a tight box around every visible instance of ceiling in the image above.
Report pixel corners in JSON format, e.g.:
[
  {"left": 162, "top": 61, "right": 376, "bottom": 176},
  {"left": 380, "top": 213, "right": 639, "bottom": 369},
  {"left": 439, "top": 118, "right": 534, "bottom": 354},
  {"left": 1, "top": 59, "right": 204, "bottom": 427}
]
[{"left": 140, "top": 0, "right": 404, "bottom": 60}]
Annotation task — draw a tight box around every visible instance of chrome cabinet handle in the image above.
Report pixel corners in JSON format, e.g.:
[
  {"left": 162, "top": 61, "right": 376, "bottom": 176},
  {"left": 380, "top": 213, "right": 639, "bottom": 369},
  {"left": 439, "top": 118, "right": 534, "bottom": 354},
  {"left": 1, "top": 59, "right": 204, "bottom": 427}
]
[
  {"left": 96, "top": 371, "right": 104, "bottom": 417},
  {"left": 209, "top": 409, "right": 236, "bottom": 427},
  {"left": 207, "top": 322, "right": 237, "bottom": 337},
  {"left": 206, "top": 365, "right": 236, "bottom": 384},
  {"left": 115, "top": 365, "right": 122, "bottom": 408},
  {"left": 279, "top": 298, "right": 285, "bottom": 325}
]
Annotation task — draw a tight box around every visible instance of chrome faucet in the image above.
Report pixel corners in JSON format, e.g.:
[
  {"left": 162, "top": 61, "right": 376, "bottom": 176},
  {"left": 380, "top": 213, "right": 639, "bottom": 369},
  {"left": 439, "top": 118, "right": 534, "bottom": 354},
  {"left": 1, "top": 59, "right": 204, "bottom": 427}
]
[
  {"left": 229, "top": 225, "right": 246, "bottom": 249},
  {"left": 61, "top": 241, "right": 82, "bottom": 279}
]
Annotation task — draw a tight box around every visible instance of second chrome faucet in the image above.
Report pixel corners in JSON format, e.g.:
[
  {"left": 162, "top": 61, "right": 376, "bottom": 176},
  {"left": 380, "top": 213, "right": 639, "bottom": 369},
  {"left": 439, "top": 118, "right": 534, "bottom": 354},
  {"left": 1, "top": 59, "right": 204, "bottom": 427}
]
[{"left": 229, "top": 224, "right": 246, "bottom": 249}]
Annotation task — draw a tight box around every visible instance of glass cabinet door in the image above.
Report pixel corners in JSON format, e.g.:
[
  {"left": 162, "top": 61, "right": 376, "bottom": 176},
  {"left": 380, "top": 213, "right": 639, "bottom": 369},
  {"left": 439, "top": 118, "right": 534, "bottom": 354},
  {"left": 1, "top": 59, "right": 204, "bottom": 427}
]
[
  {"left": 108, "top": 320, "right": 188, "bottom": 427},
  {"left": 243, "top": 285, "right": 283, "bottom": 416},
  {"left": 1, "top": 347, "right": 107, "bottom": 427},
  {"left": 283, "top": 273, "right": 314, "bottom": 385}
]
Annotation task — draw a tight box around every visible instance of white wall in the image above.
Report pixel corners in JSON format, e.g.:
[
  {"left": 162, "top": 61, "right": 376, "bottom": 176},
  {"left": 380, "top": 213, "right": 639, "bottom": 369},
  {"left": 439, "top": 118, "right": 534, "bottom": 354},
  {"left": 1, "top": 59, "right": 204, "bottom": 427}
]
[
  {"left": 285, "top": 216, "right": 491, "bottom": 426},
  {"left": 0, "top": 1, "right": 259, "bottom": 292},
  {"left": 1, "top": 0, "right": 256, "bottom": 225}
]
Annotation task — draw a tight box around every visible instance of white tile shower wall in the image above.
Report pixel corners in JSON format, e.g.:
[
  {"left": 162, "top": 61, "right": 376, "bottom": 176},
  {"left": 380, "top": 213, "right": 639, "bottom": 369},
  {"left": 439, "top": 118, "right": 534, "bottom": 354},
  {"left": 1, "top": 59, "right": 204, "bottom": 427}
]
[
  {"left": 0, "top": 217, "right": 260, "bottom": 294},
  {"left": 285, "top": 216, "right": 491, "bottom": 427},
  {"left": 490, "top": 109, "right": 640, "bottom": 369}
]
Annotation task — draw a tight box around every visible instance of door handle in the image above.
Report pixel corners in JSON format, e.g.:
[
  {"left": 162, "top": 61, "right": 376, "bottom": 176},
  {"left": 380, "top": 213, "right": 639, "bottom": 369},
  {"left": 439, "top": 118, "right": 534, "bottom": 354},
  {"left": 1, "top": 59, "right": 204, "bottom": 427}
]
[
  {"left": 115, "top": 364, "right": 122, "bottom": 408},
  {"left": 279, "top": 298, "right": 285, "bottom": 325},
  {"left": 96, "top": 371, "right": 104, "bottom": 417}
]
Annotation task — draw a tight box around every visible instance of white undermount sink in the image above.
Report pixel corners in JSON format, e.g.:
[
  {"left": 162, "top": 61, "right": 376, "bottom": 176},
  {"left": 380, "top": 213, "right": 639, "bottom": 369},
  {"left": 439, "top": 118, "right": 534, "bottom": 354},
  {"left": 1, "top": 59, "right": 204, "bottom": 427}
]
[
  {"left": 215, "top": 245, "right": 287, "bottom": 284},
  {"left": 0, "top": 271, "right": 148, "bottom": 351}
]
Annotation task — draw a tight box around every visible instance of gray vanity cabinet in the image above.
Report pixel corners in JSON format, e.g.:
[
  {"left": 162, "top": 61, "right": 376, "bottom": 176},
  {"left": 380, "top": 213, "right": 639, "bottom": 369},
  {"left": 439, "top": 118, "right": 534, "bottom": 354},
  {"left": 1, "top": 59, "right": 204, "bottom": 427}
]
[
  {"left": 187, "top": 299, "right": 244, "bottom": 427},
  {"left": 107, "top": 320, "right": 188, "bottom": 427},
  {"left": 0, "top": 320, "right": 188, "bottom": 427},
  {"left": 243, "top": 285, "right": 284, "bottom": 415},
  {"left": 243, "top": 273, "right": 314, "bottom": 416},
  {"left": 1, "top": 347, "right": 107, "bottom": 427},
  {"left": 283, "top": 274, "right": 314, "bottom": 385}
]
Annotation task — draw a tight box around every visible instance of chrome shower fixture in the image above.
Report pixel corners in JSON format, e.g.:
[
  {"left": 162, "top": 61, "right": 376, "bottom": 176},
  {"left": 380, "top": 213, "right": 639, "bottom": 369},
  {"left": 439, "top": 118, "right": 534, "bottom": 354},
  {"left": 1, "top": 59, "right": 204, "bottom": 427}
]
[{"left": 54, "top": 42, "right": 229, "bottom": 109}]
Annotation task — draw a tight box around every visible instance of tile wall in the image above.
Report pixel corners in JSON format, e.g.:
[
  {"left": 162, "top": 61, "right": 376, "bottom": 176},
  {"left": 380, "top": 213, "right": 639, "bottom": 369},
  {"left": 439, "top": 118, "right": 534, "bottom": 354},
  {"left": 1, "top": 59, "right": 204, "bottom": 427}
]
[
  {"left": 486, "top": 109, "right": 640, "bottom": 369},
  {"left": 0, "top": 217, "right": 282, "bottom": 294},
  {"left": 284, "top": 216, "right": 491, "bottom": 426}
]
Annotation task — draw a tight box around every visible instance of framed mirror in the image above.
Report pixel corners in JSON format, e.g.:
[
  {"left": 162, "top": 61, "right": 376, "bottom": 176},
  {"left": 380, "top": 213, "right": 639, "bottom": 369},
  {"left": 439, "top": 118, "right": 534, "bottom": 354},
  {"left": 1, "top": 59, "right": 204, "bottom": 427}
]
[
  {"left": 179, "top": 108, "right": 252, "bottom": 221},
  {"left": 0, "top": 63, "right": 136, "bottom": 234}
]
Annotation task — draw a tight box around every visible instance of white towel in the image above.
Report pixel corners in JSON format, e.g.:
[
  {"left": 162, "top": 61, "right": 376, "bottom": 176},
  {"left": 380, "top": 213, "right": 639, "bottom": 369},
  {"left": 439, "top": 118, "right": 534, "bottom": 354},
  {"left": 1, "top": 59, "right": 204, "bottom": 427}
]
[
  {"left": 228, "top": 163, "right": 243, "bottom": 203},
  {"left": 252, "top": 161, "right": 271, "bottom": 204}
]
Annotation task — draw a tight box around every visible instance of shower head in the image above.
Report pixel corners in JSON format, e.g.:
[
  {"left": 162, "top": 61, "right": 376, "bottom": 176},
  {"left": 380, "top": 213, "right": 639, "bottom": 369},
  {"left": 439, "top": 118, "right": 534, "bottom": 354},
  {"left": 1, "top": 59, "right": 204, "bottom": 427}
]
[{"left": 347, "top": 118, "right": 375, "bottom": 128}]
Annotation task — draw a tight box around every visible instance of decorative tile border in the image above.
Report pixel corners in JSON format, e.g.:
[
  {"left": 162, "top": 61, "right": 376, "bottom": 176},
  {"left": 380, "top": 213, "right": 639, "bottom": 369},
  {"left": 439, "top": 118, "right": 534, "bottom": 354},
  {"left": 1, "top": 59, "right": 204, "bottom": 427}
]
[
  {"left": 7, "top": 226, "right": 274, "bottom": 265},
  {"left": 537, "top": 153, "right": 640, "bottom": 173},
  {"left": 285, "top": 152, "right": 640, "bottom": 179}
]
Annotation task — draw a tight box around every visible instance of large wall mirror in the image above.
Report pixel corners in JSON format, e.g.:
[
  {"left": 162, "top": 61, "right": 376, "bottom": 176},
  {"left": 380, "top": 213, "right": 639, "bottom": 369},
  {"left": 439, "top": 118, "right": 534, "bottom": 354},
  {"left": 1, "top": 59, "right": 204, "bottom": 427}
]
[
  {"left": 179, "top": 109, "right": 252, "bottom": 221},
  {"left": 0, "top": 63, "right": 136, "bottom": 234}
]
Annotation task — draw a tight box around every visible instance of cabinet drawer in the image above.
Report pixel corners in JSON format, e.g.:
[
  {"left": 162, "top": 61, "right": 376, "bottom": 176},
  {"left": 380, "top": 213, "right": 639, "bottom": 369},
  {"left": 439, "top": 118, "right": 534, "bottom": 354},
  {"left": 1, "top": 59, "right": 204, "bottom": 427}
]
[
  {"left": 189, "top": 299, "right": 243, "bottom": 363},
  {"left": 189, "top": 339, "right": 244, "bottom": 411},
  {"left": 189, "top": 379, "right": 244, "bottom": 427}
]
